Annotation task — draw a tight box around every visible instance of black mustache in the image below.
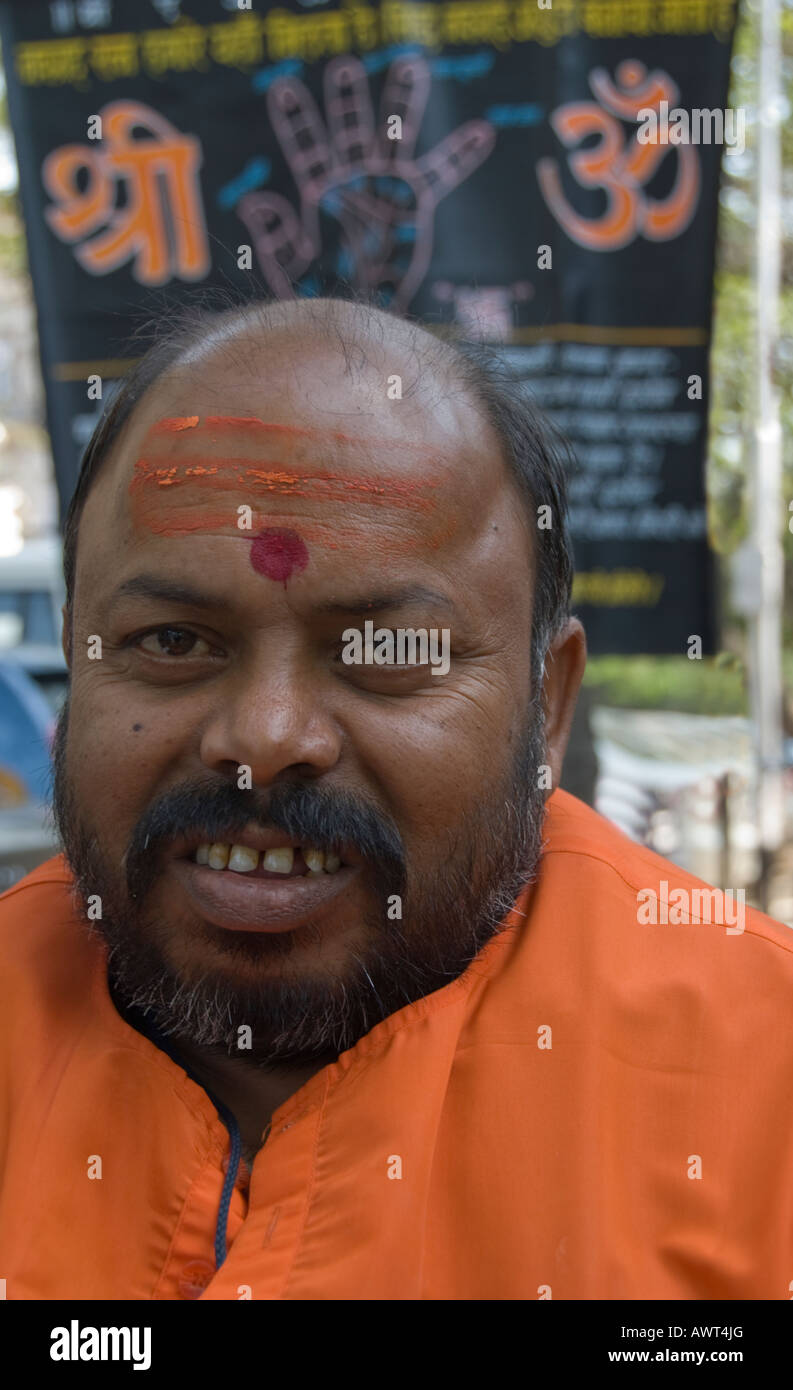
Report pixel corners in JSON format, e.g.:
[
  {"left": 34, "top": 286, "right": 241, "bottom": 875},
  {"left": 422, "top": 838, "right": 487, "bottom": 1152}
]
[{"left": 125, "top": 780, "right": 407, "bottom": 903}]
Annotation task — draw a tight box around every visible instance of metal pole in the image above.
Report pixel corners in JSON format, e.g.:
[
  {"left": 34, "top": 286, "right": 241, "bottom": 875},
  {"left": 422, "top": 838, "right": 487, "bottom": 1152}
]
[{"left": 750, "top": 0, "right": 786, "bottom": 909}]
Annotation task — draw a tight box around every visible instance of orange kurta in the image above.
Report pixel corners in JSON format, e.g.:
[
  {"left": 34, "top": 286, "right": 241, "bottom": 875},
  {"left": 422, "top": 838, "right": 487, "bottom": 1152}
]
[{"left": 2, "top": 789, "right": 792, "bottom": 1300}]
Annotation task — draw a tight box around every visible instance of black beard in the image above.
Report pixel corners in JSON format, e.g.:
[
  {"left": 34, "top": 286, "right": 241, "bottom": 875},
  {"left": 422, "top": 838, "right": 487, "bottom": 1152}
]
[{"left": 50, "top": 694, "right": 548, "bottom": 1068}]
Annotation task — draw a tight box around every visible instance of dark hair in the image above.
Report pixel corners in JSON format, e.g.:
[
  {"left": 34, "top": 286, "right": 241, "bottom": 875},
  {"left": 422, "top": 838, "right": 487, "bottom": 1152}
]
[{"left": 62, "top": 290, "right": 575, "bottom": 681}]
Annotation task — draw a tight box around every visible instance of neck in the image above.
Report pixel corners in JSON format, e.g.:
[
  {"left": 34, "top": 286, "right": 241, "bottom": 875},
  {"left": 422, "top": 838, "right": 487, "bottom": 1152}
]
[
  {"left": 110, "top": 978, "right": 336, "bottom": 1161},
  {"left": 174, "top": 1038, "right": 336, "bottom": 1159}
]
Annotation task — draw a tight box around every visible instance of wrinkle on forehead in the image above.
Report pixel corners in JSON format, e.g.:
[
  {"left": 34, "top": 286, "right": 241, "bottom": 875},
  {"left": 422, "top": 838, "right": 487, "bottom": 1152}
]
[
  {"left": 97, "top": 333, "right": 523, "bottom": 580},
  {"left": 123, "top": 394, "right": 498, "bottom": 556}
]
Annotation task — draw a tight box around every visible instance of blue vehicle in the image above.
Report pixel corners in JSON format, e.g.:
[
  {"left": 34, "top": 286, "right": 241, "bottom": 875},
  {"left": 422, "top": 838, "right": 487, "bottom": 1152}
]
[
  {"left": 0, "top": 536, "right": 65, "bottom": 887},
  {"left": 0, "top": 658, "right": 54, "bottom": 807}
]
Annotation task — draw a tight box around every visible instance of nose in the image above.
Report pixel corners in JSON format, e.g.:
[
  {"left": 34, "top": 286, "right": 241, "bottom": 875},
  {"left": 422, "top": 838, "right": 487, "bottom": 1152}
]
[{"left": 197, "top": 642, "right": 342, "bottom": 785}]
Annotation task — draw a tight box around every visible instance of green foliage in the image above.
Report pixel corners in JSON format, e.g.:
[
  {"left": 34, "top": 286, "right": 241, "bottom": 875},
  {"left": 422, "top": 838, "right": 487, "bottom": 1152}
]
[
  {"left": 706, "top": 0, "right": 793, "bottom": 674},
  {"left": 582, "top": 655, "right": 749, "bottom": 714}
]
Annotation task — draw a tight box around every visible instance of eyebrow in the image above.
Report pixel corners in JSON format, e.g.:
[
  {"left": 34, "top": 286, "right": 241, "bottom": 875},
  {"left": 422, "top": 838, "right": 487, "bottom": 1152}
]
[
  {"left": 108, "top": 576, "right": 459, "bottom": 618},
  {"left": 314, "top": 585, "right": 458, "bottom": 618},
  {"left": 109, "top": 576, "right": 219, "bottom": 610}
]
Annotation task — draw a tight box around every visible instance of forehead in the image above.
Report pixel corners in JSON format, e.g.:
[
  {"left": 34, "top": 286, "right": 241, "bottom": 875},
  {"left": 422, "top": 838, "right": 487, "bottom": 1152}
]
[{"left": 77, "top": 332, "right": 528, "bottom": 595}]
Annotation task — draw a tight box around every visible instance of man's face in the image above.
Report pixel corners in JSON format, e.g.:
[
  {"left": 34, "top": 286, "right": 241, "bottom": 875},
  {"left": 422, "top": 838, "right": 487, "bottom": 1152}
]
[{"left": 54, "top": 328, "right": 579, "bottom": 1064}]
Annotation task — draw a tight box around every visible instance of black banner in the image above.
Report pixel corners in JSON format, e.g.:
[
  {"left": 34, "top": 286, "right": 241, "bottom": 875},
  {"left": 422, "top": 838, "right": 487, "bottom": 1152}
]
[{"left": 0, "top": 0, "right": 738, "bottom": 652}]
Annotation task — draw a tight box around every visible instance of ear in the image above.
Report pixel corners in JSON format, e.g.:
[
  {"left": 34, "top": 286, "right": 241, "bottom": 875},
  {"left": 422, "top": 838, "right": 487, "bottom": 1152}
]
[
  {"left": 61, "top": 603, "right": 72, "bottom": 670},
  {"left": 541, "top": 617, "right": 587, "bottom": 792}
]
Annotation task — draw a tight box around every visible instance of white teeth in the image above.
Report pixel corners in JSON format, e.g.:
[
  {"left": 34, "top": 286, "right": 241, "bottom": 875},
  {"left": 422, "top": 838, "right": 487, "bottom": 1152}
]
[
  {"left": 325, "top": 853, "right": 341, "bottom": 874},
  {"left": 262, "top": 847, "right": 294, "bottom": 874},
  {"left": 195, "top": 844, "right": 211, "bottom": 865},
  {"left": 303, "top": 848, "right": 325, "bottom": 872},
  {"left": 228, "top": 845, "right": 260, "bottom": 873},
  {"left": 208, "top": 842, "right": 230, "bottom": 870}
]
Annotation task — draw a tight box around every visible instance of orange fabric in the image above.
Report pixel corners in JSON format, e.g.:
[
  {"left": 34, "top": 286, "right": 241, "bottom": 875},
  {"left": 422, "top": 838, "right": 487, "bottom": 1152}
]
[{"left": 2, "top": 788, "right": 792, "bottom": 1300}]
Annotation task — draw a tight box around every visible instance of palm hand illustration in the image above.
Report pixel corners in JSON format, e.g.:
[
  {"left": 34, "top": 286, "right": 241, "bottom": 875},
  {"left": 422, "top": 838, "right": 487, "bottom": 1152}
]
[{"left": 237, "top": 55, "right": 495, "bottom": 310}]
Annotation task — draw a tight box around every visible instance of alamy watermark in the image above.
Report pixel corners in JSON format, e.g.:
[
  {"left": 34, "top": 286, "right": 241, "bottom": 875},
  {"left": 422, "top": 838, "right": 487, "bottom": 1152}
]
[
  {"left": 637, "top": 102, "right": 745, "bottom": 156},
  {"left": 341, "top": 622, "right": 450, "bottom": 676},
  {"left": 637, "top": 881, "right": 745, "bottom": 935},
  {"left": 50, "top": 1320, "right": 151, "bottom": 1370}
]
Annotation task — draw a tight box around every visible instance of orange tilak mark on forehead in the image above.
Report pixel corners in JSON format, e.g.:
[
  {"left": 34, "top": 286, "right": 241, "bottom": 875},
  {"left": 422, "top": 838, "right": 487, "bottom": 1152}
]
[
  {"left": 128, "top": 499, "right": 460, "bottom": 555},
  {"left": 130, "top": 417, "right": 460, "bottom": 552},
  {"left": 130, "top": 459, "right": 435, "bottom": 509},
  {"left": 128, "top": 466, "right": 450, "bottom": 552},
  {"left": 150, "top": 416, "right": 199, "bottom": 434}
]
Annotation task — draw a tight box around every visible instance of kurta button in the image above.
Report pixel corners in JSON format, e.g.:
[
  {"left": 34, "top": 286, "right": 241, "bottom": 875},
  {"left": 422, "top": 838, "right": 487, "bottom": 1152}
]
[{"left": 178, "top": 1259, "right": 214, "bottom": 1300}]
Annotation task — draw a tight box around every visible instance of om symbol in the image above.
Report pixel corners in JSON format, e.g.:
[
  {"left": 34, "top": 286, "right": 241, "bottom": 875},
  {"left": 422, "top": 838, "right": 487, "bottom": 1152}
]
[{"left": 537, "top": 60, "right": 700, "bottom": 251}]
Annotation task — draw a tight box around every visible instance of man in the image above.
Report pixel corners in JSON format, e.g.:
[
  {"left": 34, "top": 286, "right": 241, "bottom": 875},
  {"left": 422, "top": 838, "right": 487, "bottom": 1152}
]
[{"left": 1, "top": 295, "right": 791, "bottom": 1301}]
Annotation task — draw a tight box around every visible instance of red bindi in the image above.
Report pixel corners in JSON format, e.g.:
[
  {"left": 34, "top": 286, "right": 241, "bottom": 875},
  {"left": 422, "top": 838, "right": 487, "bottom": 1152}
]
[{"left": 249, "top": 528, "right": 309, "bottom": 584}]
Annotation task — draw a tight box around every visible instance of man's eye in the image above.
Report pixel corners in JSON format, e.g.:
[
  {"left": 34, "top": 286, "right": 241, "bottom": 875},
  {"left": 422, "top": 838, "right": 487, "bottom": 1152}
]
[
  {"left": 136, "top": 627, "right": 210, "bottom": 658},
  {"left": 333, "top": 633, "right": 413, "bottom": 666},
  {"left": 336, "top": 630, "right": 432, "bottom": 665}
]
